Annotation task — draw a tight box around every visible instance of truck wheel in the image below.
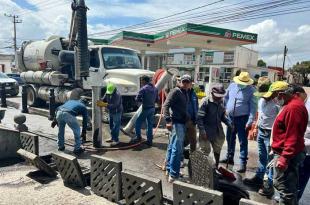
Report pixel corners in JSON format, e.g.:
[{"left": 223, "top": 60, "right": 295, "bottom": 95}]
[{"left": 27, "top": 86, "right": 45, "bottom": 107}]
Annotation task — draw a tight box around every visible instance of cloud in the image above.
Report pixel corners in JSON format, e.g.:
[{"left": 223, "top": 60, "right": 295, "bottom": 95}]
[{"left": 244, "top": 19, "right": 310, "bottom": 67}]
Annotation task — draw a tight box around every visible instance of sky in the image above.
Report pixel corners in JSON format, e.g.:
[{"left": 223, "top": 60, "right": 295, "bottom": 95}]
[{"left": 0, "top": 0, "right": 309, "bottom": 68}]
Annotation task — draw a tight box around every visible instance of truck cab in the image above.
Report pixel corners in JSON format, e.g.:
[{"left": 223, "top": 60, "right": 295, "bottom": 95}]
[{"left": 84, "top": 45, "right": 154, "bottom": 112}]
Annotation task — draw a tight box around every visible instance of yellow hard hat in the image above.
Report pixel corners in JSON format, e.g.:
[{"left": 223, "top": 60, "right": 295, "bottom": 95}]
[{"left": 263, "top": 81, "right": 289, "bottom": 98}]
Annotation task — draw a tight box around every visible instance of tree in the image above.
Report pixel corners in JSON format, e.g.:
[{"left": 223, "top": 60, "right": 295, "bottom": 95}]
[
  {"left": 257, "top": 59, "right": 267, "bottom": 67},
  {"left": 292, "top": 61, "right": 310, "bottom": 85}
]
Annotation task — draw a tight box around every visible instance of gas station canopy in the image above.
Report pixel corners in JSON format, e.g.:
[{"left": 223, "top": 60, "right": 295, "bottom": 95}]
[{"left": 89, "top": 23, "right": 258, "bottom": 52}]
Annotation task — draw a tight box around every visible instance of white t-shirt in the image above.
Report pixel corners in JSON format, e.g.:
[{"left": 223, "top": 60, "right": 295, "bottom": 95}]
[{"left": 257, "top": 98, "right": 280, "bottom": 130}]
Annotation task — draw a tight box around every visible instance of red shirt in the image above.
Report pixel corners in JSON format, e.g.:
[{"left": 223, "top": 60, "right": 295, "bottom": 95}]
[{"left": 272, "top": 96, "right": 307, "bottom": 166}]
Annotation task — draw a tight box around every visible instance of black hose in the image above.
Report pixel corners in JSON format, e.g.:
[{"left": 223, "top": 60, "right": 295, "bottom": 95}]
[{"left": 75, "top": 0, "right": 89, "bottom": 77}]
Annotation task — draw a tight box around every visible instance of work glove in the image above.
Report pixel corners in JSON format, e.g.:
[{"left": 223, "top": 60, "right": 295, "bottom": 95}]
[
  {"left": 96, "top": 101, "right": 108, "bottom": 107},
  {"left": 51, "top": 119, "right": 58, "bottom": 128},
  {"left": 276, "top": 159, "right": 288, "bottom": 171}
]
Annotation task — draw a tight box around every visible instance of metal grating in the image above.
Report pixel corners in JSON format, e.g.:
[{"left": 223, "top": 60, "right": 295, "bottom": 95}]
[
  {"left": 122, "top": 170, "right": 163, "bottom": 205},
  {"left": 20, "top": 132, "right": 39, "bottom": 155},
  {"left": 91, "top": 155, "right": 122, "bottom": 202},
  {"left": 52, "top": 152, "right": 86, "bottom": 188},
  {"left": 190, "top": 150, "right": 214, "bottom": 189},
  {"left": 173, "top": 181, "right": 223, "bottom": 205}
]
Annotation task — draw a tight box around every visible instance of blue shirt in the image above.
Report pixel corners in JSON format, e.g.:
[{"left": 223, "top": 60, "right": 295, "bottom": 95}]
[
  {"left": 257, "top": 98, "right": 280, "bottom": 130},
  {"left": 57, "top": 100, "right": 88, "bottom": 131},
  {"left": 187, "top": 89, "right": 199, "bottom": 123},
  {"left": 224, "top": 83, "right": 257, "bottom": 126},
  {"left": 136, "top": 83, "right": 159, "bottom": 109},
  {"left": 103, "top": 90, "right": 123, "bottom": 114}
]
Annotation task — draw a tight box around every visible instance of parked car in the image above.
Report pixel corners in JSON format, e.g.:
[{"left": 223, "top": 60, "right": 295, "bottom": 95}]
[
  {"left": 6, "top": 73, "right": 24, "bottom": 85},
  {"left": 0, "top": 73, "right": 19, "bottom": 96}
]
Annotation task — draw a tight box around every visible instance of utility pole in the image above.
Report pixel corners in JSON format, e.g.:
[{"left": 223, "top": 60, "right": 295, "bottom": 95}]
[
  {"left": 4, "top": 13, "right": 22, "bottom": 66},
  {"left": 282, "top": 45, "right": 288, "bottom": 80}
]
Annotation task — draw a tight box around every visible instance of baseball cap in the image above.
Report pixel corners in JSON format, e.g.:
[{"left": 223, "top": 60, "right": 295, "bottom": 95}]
[
  {"left": 263, "top": 81, "right": 289, "bottom": 98},
  {"left": 180, "top": 74, "right": 192, "bottom": 83},
  {"left": 106, "top": 82, "right": 116, "bottom": 94},
  {"left": 211, "top": 83, "right": 226, "bottom": 97}
]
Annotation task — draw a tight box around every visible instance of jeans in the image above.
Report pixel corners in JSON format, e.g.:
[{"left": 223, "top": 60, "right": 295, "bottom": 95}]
[
  {"left": 109, "top": 112, "right": 121, "bottom": 142},
  {"left": 135, "top": 108, "right": 155, "bottom": 143},
  {"left": 298, "top": 154, "right": 310, "bottom": 200},
  {"left": 273, "top": 152, "right": 306, "bottom": 205},
  {"left": 226, "top": 115, "right": 249, "bottom": 165},
  {"left": 166, "top": 123, "right": 186, "bottom": 178},
  {"left": 256, "top": 128, "right": 273, "bottom": 184},
  {"left": 56, "top": 111, "right": 81, "bottom": 151}
]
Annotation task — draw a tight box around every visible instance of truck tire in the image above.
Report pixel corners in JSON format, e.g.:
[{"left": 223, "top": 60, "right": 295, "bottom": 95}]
[{"left": 27, "top": 86, "right": 45, "bottom": 107}]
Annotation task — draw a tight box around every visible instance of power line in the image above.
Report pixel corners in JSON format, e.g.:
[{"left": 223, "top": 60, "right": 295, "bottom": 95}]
[
  {"left": 89, "top": 0, "right": 224, "bottom": 36},
  {"left": 89, "top": 0, "right": 310, "bottom": 37}
]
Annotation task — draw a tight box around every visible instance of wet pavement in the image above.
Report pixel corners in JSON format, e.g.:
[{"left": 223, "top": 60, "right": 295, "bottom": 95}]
[{"left": 0, "top": 95, "right": 309, "bottom": 204}]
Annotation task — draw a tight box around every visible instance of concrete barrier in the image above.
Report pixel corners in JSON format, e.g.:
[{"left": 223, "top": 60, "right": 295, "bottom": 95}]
[
  {"left": 0, "top": 127, "right": 21, "bottom": 159},
  {"left": 173, "top": 181, "right": 223, "bottom": 205},
  {"left": 239, "top": 198, "right": 268, "bottom": 205},
  {"left": 91, "top": 155, "right": 122, "bottom": 202},
  {"left": 52, "top": 152, "right": 87, "bottom": 188},
  {"left": 190, "top": 150, "right": 215, "bottom": 189},
  {"left": 122, "top": 170, "right": 163, "bottom": 205},
  {"left": 17, "top": 148, "right": 57, "bottom": 177},
  {"left": 20, "top": 132, "right": 39, "bottom": 155}
]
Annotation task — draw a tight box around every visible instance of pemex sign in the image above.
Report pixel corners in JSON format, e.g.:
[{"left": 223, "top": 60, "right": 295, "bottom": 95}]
[{"left": 224, "top": 30, "right": 256, "bottom": 42}]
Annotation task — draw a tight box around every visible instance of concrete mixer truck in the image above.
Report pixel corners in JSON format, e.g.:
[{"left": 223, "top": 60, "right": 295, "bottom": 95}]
[{"left": 16, "top": 0, "right": 154, "bottom": 113}]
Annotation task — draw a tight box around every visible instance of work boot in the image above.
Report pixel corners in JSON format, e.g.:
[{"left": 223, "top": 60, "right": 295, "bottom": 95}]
[
  {"left": 168, "top": 175, "right": 176, "bottom": 183},
  {"left": 105, "top": 138, "right": 113, "bottom": 143},
  {"left": 237, "top": 164, "right": 247, "bottom": 173},
  {"left": 214, "top": 153, "right": 220, "bottom": 168},
  {"left": 111, "top": 141, "right": 120, "bottom": 147},
  {"left": 243, "top": 175, "right": 263, "bottom": 187},
  {"left": 258, "top": 181, "right": 274, "bottom": 197},
  {"left": 145, "top": 140, "right": 152, "bottom": 147},
  {"left": 220, "top": 158, "right": 234, "bottom": 165},
  {"left": 73, "top": 147, "right": 85, "bottom": 155},
  {"left": 130, "top": 137, "right": 142, "bottom": 144}
]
